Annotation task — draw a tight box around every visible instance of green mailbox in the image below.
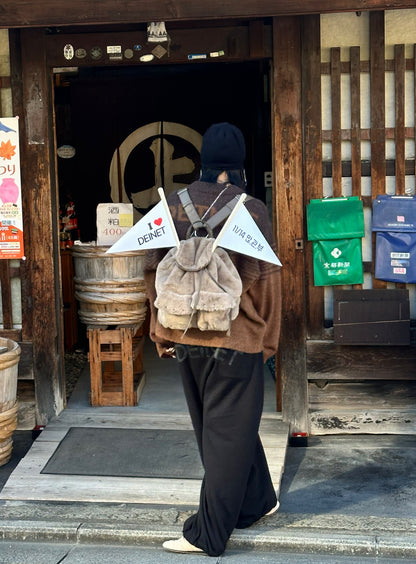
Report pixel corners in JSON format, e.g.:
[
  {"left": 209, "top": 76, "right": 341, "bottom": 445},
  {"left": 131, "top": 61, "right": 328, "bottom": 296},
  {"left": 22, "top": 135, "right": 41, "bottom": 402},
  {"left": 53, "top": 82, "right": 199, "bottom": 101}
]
[{"left": 307, "top": 197, "right": 365, "bottom": 286}]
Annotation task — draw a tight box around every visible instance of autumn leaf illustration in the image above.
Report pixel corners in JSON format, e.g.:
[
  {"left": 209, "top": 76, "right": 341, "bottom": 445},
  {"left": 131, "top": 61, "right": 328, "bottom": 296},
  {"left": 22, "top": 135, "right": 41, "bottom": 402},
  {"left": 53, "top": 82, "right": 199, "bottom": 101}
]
[{"left": 0, "top": 139, "right": 16, "bottom": 160}]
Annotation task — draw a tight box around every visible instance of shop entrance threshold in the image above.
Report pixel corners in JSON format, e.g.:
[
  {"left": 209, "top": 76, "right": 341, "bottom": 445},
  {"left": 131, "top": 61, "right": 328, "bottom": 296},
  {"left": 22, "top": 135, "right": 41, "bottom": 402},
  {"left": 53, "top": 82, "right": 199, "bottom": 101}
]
[{"left": 1, "top": 341, "right": 288, "bottom": 505}]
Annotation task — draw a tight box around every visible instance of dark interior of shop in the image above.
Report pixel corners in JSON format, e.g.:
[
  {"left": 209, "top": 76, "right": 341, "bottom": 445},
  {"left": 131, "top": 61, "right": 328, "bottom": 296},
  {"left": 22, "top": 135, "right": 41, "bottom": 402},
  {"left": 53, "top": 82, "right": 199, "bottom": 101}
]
[
  {"left": 55, "top": 60, "right": 272, "bottom": 243},
  {"left": 54, "top": 59, "right": 272, "bottom": 352}
]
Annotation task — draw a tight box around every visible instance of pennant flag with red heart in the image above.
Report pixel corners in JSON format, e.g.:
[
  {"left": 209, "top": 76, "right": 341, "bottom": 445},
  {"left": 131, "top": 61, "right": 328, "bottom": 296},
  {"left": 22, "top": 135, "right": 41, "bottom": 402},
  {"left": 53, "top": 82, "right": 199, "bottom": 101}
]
[{"left": 106, "top": 198, "right": 178, "bottom": 253}]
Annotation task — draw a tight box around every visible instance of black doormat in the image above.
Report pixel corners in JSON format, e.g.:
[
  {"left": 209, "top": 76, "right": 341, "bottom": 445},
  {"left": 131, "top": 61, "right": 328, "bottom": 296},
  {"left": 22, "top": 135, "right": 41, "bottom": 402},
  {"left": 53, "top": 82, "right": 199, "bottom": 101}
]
[{"left": 41, "top": 427, "right": 204, "bottom": 479}]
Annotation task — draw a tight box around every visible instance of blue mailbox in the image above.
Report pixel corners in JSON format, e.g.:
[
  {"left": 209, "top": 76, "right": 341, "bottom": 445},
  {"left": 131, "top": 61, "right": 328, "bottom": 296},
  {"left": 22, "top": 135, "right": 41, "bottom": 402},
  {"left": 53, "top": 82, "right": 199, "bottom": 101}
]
[{"left": 372, "top": 195, "right": 416, "bottom": 283}]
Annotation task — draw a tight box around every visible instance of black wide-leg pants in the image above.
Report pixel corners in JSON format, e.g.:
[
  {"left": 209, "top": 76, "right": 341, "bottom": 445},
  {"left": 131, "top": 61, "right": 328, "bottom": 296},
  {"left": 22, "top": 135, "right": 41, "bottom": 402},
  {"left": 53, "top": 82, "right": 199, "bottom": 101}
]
[{"left": 174, "top": 345, "right": 277, "bottom": 557}]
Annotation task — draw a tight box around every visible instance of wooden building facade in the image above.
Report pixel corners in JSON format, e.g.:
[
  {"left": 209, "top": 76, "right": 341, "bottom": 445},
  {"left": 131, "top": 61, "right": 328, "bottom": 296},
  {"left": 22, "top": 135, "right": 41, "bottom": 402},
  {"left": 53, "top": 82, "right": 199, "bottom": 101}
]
[{"left": 0, "top": 1, "right": 416, "bottom": 439}]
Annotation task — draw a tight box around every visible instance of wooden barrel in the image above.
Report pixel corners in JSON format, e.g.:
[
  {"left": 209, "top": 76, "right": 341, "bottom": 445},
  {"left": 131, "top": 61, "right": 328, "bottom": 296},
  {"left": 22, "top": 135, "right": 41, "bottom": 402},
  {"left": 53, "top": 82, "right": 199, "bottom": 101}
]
[
  {"left": 72, "top": 246, "right": 148, "bottom": 326},
  {"left": 0, "top": 338, "right": 20, "bottom": 466}
]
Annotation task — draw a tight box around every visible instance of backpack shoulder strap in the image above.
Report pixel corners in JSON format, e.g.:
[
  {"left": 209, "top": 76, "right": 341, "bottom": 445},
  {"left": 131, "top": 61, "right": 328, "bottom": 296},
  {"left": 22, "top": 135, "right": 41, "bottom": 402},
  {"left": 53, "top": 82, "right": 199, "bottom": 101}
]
[
  {"left": 178, "top": 187, "right": 253, "bottom": 235},
  {"left": 177, "top": 187, "right": 205, "bottom": 231},
  {"left": 205, "top": 195, "right": 241, "bottom": 230}
]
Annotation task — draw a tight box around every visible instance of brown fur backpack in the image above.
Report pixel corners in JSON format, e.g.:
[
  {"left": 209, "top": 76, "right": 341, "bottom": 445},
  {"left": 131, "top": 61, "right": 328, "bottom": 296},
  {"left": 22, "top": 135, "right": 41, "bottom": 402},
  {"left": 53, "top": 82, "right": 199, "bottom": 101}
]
[{"left": 154, "top": 188, "right": 243, "bottom": 334}]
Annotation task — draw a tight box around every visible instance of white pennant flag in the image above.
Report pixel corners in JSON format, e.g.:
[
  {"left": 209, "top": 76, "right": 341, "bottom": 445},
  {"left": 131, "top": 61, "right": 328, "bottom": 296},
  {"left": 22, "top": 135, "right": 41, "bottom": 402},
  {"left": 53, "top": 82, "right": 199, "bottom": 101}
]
[
  {"left": 106, "top": 188, "right": 179, "bottom": 254},
  {"left": 215, "top": 202, "right": 282, "bottom": 266}
]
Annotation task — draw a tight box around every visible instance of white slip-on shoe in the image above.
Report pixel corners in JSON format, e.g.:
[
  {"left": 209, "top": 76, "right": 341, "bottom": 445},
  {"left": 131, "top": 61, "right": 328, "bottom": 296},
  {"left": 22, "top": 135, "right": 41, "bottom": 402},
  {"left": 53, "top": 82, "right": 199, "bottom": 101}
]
[
  {"left": 265, "top": 500, "right": 280, "bottom": 516},
  {"left": 162, "top": 536, "right": 205, "bottom": 554}
]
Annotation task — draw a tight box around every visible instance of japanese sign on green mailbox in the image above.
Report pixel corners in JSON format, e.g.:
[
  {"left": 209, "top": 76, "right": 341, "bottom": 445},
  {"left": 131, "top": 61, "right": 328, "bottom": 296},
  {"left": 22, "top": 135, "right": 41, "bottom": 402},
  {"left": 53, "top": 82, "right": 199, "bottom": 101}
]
[{"left": 307, "top": 197, "right": 365, "bottom": 286}]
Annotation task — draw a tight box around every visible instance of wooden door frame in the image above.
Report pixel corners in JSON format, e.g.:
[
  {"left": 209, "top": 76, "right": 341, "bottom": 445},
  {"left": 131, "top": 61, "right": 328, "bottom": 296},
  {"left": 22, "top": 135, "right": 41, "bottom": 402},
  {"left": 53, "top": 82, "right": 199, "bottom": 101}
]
[
  {"left": 12, "top": 18, "right": 311, "bottom": 430},
  {"left": 12, "top": 28, "right": 65, "bottom": 424},
  {"left": 272, "top": 16, "right": 308, "bottom": 437},
  {"left": 12, "top": 23, "right": 280, "bottom": 425}
]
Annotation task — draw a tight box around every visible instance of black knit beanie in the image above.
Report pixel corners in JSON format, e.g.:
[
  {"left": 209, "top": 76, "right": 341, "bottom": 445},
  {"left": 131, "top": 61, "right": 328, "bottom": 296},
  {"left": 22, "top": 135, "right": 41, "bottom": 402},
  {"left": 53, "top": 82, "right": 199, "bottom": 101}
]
[{"left": 200, "top": 122, "right": 246, "bottom": 170}]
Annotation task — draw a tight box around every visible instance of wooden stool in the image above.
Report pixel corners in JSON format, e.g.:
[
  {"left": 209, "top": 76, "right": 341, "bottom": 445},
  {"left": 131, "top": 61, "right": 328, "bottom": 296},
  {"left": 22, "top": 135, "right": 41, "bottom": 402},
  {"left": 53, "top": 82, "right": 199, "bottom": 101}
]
[{"left": 87, "top": 324, "right": 146, "bottom": 406}]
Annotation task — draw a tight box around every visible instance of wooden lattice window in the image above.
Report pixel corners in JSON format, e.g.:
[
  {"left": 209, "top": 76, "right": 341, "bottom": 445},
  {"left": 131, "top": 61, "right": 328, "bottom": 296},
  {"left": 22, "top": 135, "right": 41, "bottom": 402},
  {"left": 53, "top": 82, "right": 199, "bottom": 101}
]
[{"left": 319, "top": 17, "right": 416, "bottom": 322}]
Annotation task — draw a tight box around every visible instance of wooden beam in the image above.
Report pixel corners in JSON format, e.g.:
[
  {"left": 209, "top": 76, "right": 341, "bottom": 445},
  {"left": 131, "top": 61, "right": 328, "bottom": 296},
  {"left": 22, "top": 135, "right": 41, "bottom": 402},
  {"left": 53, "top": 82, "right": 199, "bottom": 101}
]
[
  {"left": 322, "top": 127, "right": 415, "bottom": 141},
  {"left": 248, "top": 20, "right": 265, "bottom": 59},
  {"left": 19, "top": 29, "right": 65, "bottom": 424},
  {"left": 45, "top": 26, "right": 271, "bottom": 68},
  {"left": 0, "top": 0, "right": 415, "bottom": 28},
  {"left": 322, "top": 59, "right": 416, "bottom": 74},
  {"left": 273, "top": 16, "right": 308, "bottom": 436},
  {"left": 307, "top": 341, "right": 416, "bottom": 381},
  {"left": 322, "top": 158, "right": 416, "bottom": 178},
  {"left": 0, "top": 329, "right": 21, "bottom": 341}
]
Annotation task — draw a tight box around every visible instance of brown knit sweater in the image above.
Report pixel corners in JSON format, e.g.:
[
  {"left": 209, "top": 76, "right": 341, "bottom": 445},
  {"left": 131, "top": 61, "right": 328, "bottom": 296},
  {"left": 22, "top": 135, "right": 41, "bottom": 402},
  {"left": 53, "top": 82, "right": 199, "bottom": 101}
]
[{"left": 143, "top": 181, "right": 282, "bottom": 361}]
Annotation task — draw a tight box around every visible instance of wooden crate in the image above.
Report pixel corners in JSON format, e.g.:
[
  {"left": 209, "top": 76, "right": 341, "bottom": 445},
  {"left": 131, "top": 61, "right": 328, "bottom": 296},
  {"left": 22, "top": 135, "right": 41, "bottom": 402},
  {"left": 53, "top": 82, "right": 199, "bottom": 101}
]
[{"left": 87, "top": 324, "right": 145, "bottom": 407}]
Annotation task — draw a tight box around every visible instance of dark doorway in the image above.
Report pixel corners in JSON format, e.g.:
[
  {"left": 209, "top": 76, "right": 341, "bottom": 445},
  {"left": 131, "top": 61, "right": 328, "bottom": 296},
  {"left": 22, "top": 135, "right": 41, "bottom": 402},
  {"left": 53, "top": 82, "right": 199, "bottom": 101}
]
[
  {"left": 55, "top": 59, "right": 272, "bottom": 355},
  {"left": 54, "top": 60, "right": 272, "bottom": 243}
]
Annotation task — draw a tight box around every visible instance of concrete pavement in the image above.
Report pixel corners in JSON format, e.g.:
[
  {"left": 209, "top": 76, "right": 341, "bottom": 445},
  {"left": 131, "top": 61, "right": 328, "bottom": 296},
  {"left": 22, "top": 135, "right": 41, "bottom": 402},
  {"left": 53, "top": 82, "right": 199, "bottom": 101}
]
[{"left": 1, "top": 432, "right": 416, "bottom": 560}]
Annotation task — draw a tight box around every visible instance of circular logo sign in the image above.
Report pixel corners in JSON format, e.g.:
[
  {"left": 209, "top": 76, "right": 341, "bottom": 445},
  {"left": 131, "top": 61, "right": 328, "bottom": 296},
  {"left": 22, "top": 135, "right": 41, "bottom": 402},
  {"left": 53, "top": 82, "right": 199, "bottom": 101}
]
[{"left": 57, "top": 145, "right": 76, "bottom": 159}]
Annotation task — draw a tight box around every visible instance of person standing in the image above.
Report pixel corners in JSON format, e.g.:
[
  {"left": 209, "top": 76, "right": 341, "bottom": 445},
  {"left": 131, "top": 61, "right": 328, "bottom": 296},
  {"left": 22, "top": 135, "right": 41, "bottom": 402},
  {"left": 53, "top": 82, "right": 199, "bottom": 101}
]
[{"left": 144, "top": 122, "right": 282, "bottom": 557}]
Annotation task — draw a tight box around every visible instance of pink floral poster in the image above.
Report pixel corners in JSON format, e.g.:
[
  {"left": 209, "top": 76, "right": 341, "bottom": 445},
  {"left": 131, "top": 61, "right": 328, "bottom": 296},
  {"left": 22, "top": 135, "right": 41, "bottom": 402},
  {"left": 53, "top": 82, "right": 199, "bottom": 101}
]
[{"left": 0, "top": 117, "right": 24, "bottom": 259}]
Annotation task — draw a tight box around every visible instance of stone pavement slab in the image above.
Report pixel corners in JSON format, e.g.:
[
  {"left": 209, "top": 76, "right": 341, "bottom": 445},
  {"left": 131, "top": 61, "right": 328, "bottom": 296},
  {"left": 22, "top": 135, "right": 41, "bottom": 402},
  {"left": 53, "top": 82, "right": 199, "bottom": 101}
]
[
  {"left": 2, "top": 431, "right": 416, "bottom": 559},
  {"left": 1, "top": 514, "right": 416, "bottom": 560},
  {"left": 1, "top": 542, "right": 416, "bottom": 564},
  {"left": 280, "top": 434, "right": 416, "bottom": 519}
]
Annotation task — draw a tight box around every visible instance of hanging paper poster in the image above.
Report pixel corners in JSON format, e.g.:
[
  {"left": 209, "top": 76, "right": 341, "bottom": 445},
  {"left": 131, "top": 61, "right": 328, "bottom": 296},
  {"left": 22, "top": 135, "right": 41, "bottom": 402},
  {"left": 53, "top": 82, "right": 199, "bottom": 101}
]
[{"left": 0, "top": 117, "right": 24, "bottom": 259}]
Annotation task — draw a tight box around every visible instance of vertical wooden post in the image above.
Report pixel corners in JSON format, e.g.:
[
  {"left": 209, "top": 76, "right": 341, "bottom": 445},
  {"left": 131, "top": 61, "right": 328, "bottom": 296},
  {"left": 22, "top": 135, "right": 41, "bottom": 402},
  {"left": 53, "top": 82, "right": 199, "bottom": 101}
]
[
  {"left": 393, "top": 43, "right": 406, "bottom": 290},
  {"left": 121, "top": 327, "right": 134, "bottom": 405},
  {"left": 273, "top": 16, "right": 308, "bottom": 436},
  {"left": 9, "top": 30, "right": 32, "bottom": 341},
  {"left": 370, "top": 11, "right": 386, "bottom": 193},
  {"left": 19, "top": 29, "right": 64, "bottom": 423},
  {"left": 370, "top": 12, "right": 387, "bottom": 288},
  {"left": 88, "top": 328, "right": 102, "bottom": 406},
  {"left": 350, "top": 46, "right": 362, "bottom": 198},
  {"left": 0, "top": 263, "right": 13, "bottom": 328},
  {"left": 302, "top": 15, "right": 324, "bottom": 339},
  {"left": 370, "top": 11, "right": 386, "bottom": 290},
  {"left": 0, "top": 44, "right": 15, "bottom": 333},
  {"left": 394, "top": 44, "right": 405, "bottom": 195},
  {"left": 330, "top": 47, "right": 342, "bottom": 197},
  {"left": 414, "top": 45, "right": 416, "bottom": 182},
  {"left": 350, "top": 45, "right": 365, "bottom": 290}
]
